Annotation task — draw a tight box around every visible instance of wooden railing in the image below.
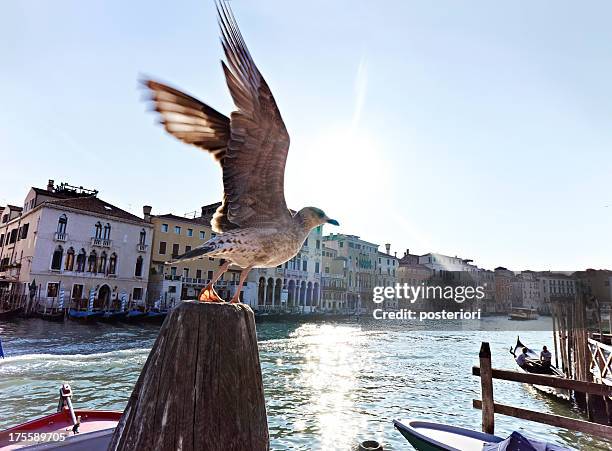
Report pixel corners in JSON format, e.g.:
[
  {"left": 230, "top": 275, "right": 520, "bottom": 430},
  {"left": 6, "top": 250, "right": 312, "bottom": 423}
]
[
  {"left": 473, "top": 342, "right": 612, "bottom": 439},
  {"left": 588, "top": 338, "right": 612, "bottom": 386}
]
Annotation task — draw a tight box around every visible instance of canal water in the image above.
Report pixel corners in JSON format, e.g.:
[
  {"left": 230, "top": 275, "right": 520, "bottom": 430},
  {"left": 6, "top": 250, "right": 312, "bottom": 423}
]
[{"left": 0, "top": 317, "right": 610, "bottom": 450}]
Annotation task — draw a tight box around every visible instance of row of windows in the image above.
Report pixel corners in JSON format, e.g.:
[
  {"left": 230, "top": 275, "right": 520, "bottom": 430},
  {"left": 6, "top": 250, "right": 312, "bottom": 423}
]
[
  {"left": 58, "top": 215, "right": 147, "bottom": 244},
  {"left": 0, "top": 223, "right": 29, "bottom": 246},
  {"left": 160, "top": 224, "right": 211, "bottom": 240},
  {"left": 50, "top": 246, "right": 145, "bottom": 277}
]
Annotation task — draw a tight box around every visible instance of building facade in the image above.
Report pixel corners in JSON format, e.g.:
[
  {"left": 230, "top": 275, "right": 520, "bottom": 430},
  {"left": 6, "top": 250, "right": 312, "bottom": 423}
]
[
  {"left": 0, "top": 181, "right": 153, "bottom": 310},
  {"left": 323, "top": 234, "right": 378, "bottom": 312},
  {"left": 321, "top": 244, "right": 348, "bottom": 311}
]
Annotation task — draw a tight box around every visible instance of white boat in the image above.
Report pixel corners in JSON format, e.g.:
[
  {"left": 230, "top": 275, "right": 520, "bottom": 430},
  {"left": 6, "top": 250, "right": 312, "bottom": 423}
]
[{"left": 508, "top": 307, "right": 538, "bottom": 321}]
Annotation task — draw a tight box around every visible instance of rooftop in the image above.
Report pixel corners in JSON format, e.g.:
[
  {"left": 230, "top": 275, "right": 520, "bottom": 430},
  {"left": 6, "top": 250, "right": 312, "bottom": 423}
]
[{"left": 45, "top": 196, "right": 145, "bottom": 223}]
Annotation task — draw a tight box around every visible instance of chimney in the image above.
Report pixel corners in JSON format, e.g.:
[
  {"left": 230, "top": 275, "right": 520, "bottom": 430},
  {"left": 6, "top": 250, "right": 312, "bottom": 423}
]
[
  {"left": 385, "top": 243, "right": 391, "bottom": 255},
  {"left": 406, "top": 248, "right": 410, "bottom": 256},
  {"left": 47, "top": 180, "right": 55, "bottom": 192},
  {"left": 143, "top": 205, "right": 152, "bottom": 222},
  {"left": 394, "top": 251, "right": 397, "bottom": 258}
]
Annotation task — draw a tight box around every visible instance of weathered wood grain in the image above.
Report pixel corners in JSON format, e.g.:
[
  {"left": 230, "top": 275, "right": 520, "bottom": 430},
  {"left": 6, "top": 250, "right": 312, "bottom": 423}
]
[{"left": 108, "top": 301, "right": 269, "bottom": 451}]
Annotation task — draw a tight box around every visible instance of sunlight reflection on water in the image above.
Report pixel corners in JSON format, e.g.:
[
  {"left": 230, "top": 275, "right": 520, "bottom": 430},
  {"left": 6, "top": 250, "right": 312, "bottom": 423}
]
[{"left": 0, "top": 317, "right": 610, "bottom": 450}]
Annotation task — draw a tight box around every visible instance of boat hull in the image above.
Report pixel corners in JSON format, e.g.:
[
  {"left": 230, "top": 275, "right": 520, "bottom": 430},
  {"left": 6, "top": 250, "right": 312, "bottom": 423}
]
[
  {"left": 393, "top": 419, "right": 502, "bottom": 451},
  {"left": 68, "top": 309, "right": 104, "bottom": 321},
  {"left": 0, "top": 408, "right": 121, "bottom": 450}
]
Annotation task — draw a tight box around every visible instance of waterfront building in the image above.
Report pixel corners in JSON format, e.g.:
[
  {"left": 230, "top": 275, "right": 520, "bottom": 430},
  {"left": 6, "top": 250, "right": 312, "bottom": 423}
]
[
  {"left": 321, "top": 244, "right": 348, "bottom": 311},
  {"left": 536, "top": 271, "right": 576, "bottom": 314},
  {"left": 376, "top": 244, "right": 399, "bottom": 309},
  {"left": 419, "top": 252, "right": 480, "bottom": 277},
  {"left": 146, "top": 203, "right": 243, "bottom": 305},
  {"left": 397, "top": 249, "right": 433, "bottom": 308},
  {"left": 0, "top": 181, "right": 153, "bottom": 310},
  {"left": 573, "top": 269, "right": 612, "bottom": 305},
  {"left": 512, "top": 271, "right": 544, "bottom": 312},
  {"left": 247, "top": 226, "right": 323, "bottom": 312},
  {"left": 323, "top": 234, "right": 378, "bottom": 311},
  {"left": 494, "top": 266, "right": 515, "bottom": 313}
]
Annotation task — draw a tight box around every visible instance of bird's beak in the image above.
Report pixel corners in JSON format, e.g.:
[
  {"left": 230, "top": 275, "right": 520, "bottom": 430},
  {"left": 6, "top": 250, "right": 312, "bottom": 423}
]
[{"left": 326, "top": 218, "right": 339, "bottom": 226}]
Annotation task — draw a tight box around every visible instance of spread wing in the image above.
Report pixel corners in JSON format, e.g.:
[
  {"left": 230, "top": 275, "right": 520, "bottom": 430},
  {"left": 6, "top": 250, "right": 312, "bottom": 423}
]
[
  {"left": 142, "top": 1, "right": 292, "bottom": 233},
  {"left": 212, "top": 0, "right": 292, "bottom": 232}
]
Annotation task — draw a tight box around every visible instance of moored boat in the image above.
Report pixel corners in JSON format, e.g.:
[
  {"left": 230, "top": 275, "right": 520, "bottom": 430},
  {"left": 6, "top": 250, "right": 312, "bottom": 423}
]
[
  {"left": 511, "top": 336, "right": 570, "bottom": 401},
  {"left": 393, "top": 419, "right": 570, "bottom": 451},
  {"left": 122, "top": 309, "right": 147, "bottom": 321},
  {"left": 508, "top": 307, "right": 538, "bottom": 321},
  {"left": 0, "top": 384, "right": 121, "bottom": 450},
  {"left": 98, "top": 310, "right": 128, "bottom": 321},
  {"left": 393, "top": 419, "right": 503, "bottom": 450},
  {"left": 34, "top": 308, "right": 66, "bottom": 322},
  {"left": 68, "top": 309, "right": 104, "bottom": 321}
]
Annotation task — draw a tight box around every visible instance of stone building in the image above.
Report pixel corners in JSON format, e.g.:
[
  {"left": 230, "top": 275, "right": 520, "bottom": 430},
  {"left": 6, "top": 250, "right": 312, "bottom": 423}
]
[
  {"left": 376, "top": 244, "right": 399, "bottom": 309},
  {"left": 146, "top": 203, "right": 243, "bottom": 305},
  {"left": 0, "top": 181, "right": 153, "bottom": 309},
  {"left": 494, "top": 266, "right": 515, "bottom": 313},
  {"left": 512, "top": 271, "right": 543, "bottom": 312},
  {"left": 536, "top": 271, "right": 576, "bottom": 314},
  {"left": 323, "top": 234, "right": 378, "bottom": 312},
  {"left": 397, "top": 249, "right": 433, "bottom": 309},
  {"left": 247, "top": 226, "right": 323, "bottom": 312},
  {"left": 573, "top": 269, "right": 612, "bottom": 305},
  {"left": 321, "top": 244, "right": 348, "bottom": 312}
]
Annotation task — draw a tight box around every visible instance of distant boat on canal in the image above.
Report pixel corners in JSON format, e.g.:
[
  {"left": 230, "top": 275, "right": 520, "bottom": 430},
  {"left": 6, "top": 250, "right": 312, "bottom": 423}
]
[{"left": 508, "top": 307, "right": 539, "bottom": 321}]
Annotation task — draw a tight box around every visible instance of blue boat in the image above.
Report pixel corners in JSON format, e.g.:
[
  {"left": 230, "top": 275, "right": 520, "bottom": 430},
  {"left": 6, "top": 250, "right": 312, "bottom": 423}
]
[
  {"left": 99, "top": 310, "right": 128, "bottom": 321},
  {"left": 123, "top": 309, "right": 147, "bottom": 321},
  {"left": 68, "top": 309, "right": 104, "bottom": 320},
  {"left": 143, "top": 309, "right": 168, "bottom": 322}
]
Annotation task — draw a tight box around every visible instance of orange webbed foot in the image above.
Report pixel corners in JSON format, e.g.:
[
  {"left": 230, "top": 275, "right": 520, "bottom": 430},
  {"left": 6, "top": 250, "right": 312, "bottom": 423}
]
[{"left": 198, "top": 286, "right": 225, "bottom": 302}]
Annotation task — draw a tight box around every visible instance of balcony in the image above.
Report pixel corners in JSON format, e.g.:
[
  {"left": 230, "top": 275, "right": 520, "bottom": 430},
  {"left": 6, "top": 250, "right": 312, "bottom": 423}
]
[
  {"left": 91, "top": 237, "right": 112, "bottom": 248},
  {"left": 164, "top": 274, "right": 182, "bottom": 281},
  {"left": 136, "top": 243, "right": 148, "bottom": 252},
  {"left": 54, "top": 232, "right": 67, "bottom": 242}
]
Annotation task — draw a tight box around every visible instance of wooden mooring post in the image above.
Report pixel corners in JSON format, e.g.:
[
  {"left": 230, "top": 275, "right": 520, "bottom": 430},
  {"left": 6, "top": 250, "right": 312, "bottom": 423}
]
[
  {"left": 108, "top": 301, "right": 269, "bottom": 451},
  {"left": 474, "top": 341, "right": 612, "bottom": 440}
]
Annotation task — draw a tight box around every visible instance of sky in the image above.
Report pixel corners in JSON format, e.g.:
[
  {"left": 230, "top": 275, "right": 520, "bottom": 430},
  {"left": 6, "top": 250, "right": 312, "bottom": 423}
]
[{"left": 1, "top": 0, "right": 611, "bottom": 272}]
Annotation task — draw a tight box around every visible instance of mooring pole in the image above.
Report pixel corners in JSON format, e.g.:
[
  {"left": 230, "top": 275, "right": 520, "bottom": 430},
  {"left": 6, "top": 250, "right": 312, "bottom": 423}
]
[
  {"left": 108, "top": 301, "right": 269, "bottom": 451},
  {"left": 479, "top": 342, "right": 494, "bottom": 434}
]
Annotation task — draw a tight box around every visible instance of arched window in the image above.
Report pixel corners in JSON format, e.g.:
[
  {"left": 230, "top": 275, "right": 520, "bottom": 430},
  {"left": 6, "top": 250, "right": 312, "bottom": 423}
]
[
  {"left": 135, "top": 255, "right": 144, "bottom": 277},
  {"left": 65, "top": 247, "right": 75, "bottom": 271},
  {"left": 139, "top": 229, "right": 146, "bottom": 245},
  {"left": 109, "top": 253, "right": 117, "bottom": 275},
  {"left": 88, "top": 250, "right": 97, "bottom": 273},
  {"left": 51, "top": 245, "right": 63, "bottom": 270},
  {"left": 94, "top": 222, "right": 102, "bottom": 239},
  {"left": 57, "top": 214, "right": 67, "bottom": 234},
  {"left": 76, "top": 249, "right": 86, "bottom": 272},
  {"left": 103, "top": 223, "right": 111, "bottom": 240},
  {"left": 98, "top": 251, "right": 107, "bottom": 274}
]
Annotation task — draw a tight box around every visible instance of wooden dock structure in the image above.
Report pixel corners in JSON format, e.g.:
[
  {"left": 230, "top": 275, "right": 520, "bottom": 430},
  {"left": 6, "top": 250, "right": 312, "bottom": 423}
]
[{"left": 474, "top": 342, "right": 612, "bottom": 440}]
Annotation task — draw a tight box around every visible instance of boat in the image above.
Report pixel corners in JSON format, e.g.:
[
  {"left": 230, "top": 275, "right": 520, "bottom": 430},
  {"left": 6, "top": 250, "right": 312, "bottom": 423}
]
[
  {"left": 0, "top": 384, "right": 121, "bottom": 450},
  {"left": 0, "top": 306, "right": 24, "bottom": 320},
  {"left": 511, "top": 336, "right": 570, "bottom": 401},
  {"left": 508, "top": 307, "right": 538, "bottom": 321},
  {"left": 34, "top": 308, "right": 66, "bottom": 322},
  {"left": 68, "top": 309, "right": 104, "bottom": 321},
  {"left": 142, "top": 308, "right": 168, "bottom": 322},
  {"left": 121, "top": 309, "right": 147, "bottom": 321},
  {"left": 393, "top": 419, "right": 570, "bottom": 451},
  {"left": 98, "top": 310, "right": 128, "bottom": 321},
  {"left": 393, "top": 419, "right": 503, "bottom": 450}
]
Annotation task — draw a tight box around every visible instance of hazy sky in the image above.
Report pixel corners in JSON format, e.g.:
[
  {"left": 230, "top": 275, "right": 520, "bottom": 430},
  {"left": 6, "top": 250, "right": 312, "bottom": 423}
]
[{"left": 2, "top": 1, "right": 611, "bottom": 271}]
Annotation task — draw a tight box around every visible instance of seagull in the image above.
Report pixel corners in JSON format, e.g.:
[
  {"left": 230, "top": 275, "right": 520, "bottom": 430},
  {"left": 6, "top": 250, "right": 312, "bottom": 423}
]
[{"left": 143, "top": 1, "right": 339, "bottom": 303}]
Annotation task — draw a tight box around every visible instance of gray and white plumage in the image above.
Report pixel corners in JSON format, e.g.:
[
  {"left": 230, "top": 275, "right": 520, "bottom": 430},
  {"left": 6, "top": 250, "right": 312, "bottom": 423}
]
[{"left": 143, "top": 1, "right": 338, "bottom": 270}]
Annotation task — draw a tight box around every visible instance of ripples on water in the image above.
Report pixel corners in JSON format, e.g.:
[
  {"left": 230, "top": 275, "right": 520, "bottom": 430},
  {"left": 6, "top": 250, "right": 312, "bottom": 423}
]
[{"left": 0, "top": 317, "right": 610, "bottom": 450}]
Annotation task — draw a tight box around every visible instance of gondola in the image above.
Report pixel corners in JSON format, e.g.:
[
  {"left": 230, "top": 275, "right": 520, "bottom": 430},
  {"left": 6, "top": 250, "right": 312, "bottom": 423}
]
[
  {"left": 393, "top": 419, "right": 569, "bottom": 451},
  {"left": 98, "top": 310, "right": 128, "bottom": 322},
  {"left": 511, "top": 336, "right": 570, "bottom": 401},
  {"left": 34, "top": 308, "right": 66, "bottom": 322},
  {"left": 68, "top": 309, "right": 104, "bottom": 321},
  {"left": 0, "top": 306, "right": 24, "bottom": 320},
  {"left": 121, "top": 309, "right": 147, "bottom": 321}
]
